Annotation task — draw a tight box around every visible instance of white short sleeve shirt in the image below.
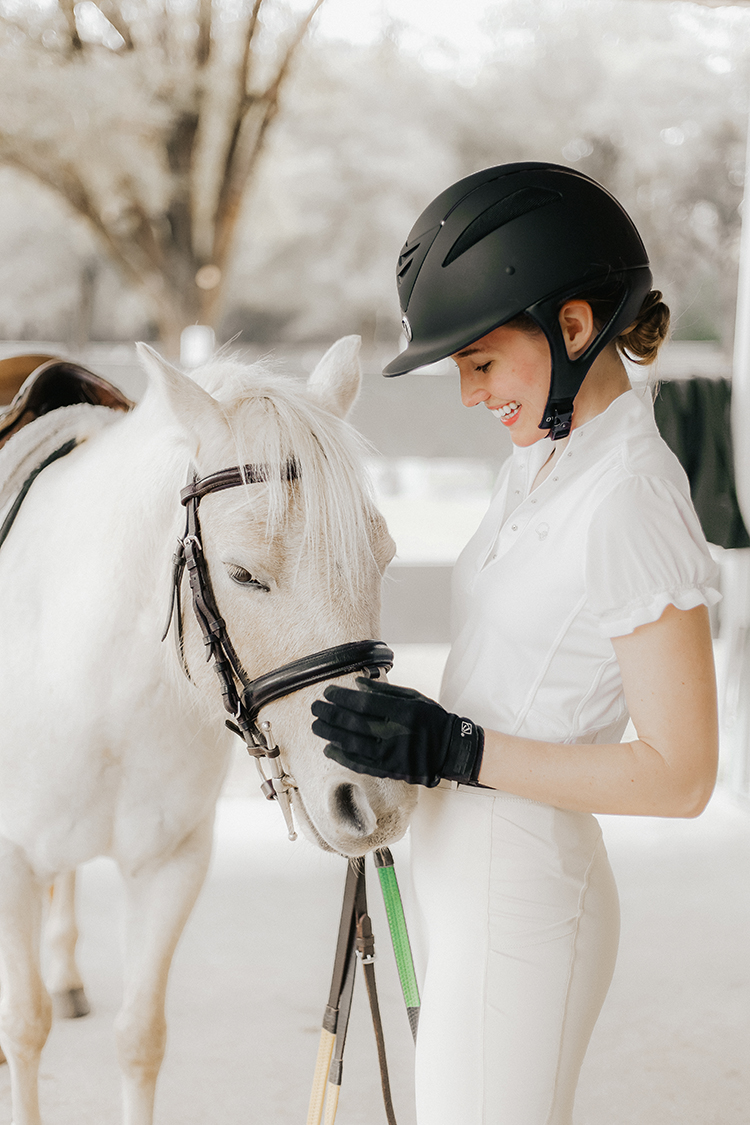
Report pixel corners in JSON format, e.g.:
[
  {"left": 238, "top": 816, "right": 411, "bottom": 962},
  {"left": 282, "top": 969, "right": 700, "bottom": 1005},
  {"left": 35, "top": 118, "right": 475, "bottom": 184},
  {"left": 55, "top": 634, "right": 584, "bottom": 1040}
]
[{"left": 439, "top": 389, "right": 720, "bottom": 746}]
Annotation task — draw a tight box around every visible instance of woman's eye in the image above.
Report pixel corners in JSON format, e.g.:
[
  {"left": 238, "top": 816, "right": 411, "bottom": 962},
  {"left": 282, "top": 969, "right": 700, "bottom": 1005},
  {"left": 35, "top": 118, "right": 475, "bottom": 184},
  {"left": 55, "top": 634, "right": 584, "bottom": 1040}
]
[
  {"left": 227, "top": 564, "right": 269, "bottom": 591},
  {"left": 475, "top": 361, "right": 492, "bottom": 374}
]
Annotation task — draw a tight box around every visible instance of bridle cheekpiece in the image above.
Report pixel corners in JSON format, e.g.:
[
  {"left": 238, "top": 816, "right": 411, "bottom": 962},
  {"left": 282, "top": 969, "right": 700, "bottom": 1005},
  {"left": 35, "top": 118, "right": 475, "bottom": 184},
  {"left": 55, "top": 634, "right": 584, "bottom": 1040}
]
[{"left": 162, "top": 461, "right": 394, "bottom": 840}]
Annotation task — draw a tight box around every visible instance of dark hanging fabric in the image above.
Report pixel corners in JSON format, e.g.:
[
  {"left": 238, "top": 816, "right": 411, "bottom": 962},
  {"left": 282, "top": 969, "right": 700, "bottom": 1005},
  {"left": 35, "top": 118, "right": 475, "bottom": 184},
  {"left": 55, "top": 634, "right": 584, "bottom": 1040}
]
[{"left": 653, "top": 377, "right": 750, "bottom": 549}]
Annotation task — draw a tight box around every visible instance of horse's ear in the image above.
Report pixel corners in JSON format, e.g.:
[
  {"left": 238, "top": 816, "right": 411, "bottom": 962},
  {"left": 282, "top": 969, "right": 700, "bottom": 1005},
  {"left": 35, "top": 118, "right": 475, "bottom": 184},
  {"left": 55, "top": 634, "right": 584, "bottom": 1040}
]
[
  {"left": 136, "top": 343, "right": 225, "bottom": 442},
  {"left": 307, "top": 335, "right": 362, "bottom": 419}
]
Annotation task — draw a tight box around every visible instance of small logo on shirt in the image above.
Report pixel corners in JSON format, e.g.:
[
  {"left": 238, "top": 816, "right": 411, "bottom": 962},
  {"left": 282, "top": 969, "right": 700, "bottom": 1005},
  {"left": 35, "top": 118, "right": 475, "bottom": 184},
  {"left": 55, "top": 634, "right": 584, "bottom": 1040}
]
[
  {"left": 461, "top": 721, "right": 473, "bottom": 737},
  {"left": 536, "top": 523, "right": 549, "bottom": 541}
]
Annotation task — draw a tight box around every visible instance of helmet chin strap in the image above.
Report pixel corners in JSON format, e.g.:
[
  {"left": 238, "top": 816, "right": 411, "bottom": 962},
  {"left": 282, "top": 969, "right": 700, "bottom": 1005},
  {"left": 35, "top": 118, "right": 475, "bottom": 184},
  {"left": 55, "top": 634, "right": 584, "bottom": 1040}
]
[{"left": 527, "top": 269, "right": 652, "bottom": 441}]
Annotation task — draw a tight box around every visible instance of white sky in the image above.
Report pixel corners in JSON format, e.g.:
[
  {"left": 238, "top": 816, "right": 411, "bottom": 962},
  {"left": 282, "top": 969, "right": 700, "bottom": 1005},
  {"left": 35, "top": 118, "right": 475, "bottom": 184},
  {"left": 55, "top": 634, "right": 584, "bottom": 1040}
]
[
  {"left": 311, "top": 0, "right": 496, "bottom": 73},
  {"left": 314, "top": 0, "right": 492, "bottom": 43},
  {"left": 304, "top": 0, "right": 750, "bottom": 77}
]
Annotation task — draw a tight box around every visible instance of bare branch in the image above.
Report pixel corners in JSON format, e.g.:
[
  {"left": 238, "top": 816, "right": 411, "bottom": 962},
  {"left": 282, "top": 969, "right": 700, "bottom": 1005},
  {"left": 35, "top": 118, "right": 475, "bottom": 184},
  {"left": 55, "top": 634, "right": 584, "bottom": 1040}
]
[
  {"left": 209, "top": 101, "right": 269, "bottom": 287},
  {"left": 211, "top": 0, "right": 326, "bottom": 271},
  {"left": 0, "top": 0, "right": 326, "bottom": 342},
  {"left": 0, "top": 141, "right": 191, "bottom": 340},
  {"left": 238, "top": 0, "right": 264, "bottom": 94},
  {"left": 196, "top": 0, "right": 212, "bottom": 67},
  {"left": 0, "top": 148, "right": 145, "bottom": 287},
  {"left": 264, "top": 0, "right": 326, "bottom": 102},
  {"left": 92, "top": 0, "right": 136, "bottom": 51},
  {"left": 57, "top": 0, "right": 84, "bottom": 52}
]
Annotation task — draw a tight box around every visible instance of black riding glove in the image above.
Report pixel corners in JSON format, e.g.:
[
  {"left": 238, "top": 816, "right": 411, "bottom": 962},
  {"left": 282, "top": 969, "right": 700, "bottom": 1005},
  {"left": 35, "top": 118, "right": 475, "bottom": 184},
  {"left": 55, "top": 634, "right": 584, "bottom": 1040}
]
[{"left": 311, "top": 677, "right": 484, "bottom": 788}]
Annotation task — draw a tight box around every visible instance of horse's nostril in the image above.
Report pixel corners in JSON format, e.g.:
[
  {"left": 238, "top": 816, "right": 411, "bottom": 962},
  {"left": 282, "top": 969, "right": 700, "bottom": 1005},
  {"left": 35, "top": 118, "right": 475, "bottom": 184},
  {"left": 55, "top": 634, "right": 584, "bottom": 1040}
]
[{"left": 333, "top": 783, "right": 375, "bottom": 836}]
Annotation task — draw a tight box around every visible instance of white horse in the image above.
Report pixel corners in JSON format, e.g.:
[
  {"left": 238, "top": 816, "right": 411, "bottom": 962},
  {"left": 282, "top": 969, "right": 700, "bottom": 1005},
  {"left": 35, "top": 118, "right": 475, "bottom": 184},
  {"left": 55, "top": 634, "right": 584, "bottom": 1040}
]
[{"left": 0, "top": 336, "right": 416, "bottom": 1125}]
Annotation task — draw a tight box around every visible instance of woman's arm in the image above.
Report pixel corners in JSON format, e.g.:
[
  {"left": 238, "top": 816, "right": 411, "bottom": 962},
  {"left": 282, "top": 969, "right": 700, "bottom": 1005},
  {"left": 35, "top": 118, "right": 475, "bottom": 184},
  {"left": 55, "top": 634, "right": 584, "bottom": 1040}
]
[{"left": 476, "top": 603, "right": 718, "bottom": 817}]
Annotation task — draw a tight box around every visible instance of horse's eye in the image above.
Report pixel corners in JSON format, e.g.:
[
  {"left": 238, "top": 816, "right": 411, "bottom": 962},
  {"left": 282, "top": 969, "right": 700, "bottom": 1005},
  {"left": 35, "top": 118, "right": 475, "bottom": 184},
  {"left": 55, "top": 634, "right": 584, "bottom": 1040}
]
[{"left": 227, "top": 564, "right": 269, "bottom": 591}]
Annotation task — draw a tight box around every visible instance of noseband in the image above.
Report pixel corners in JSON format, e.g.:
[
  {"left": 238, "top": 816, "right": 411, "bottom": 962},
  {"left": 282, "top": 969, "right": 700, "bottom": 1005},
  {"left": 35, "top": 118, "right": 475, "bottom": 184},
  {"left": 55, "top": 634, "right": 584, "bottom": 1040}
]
[{"left": 163, "top": 461, "right": 394, "bottom": 840}]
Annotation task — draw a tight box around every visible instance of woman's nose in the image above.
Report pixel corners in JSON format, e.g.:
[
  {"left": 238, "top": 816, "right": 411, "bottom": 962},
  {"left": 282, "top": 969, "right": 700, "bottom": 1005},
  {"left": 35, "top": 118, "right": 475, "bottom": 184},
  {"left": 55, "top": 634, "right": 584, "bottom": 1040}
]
[{"left": 460, "top": 371, "right": 490, "bottom": 408}]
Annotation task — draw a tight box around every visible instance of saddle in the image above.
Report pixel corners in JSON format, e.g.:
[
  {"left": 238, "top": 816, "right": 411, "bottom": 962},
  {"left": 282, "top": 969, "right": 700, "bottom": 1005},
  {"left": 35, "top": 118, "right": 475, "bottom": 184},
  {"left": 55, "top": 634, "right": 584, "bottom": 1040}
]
[{"left": 0, "top": 354, "right": 133, "bottom": 450}]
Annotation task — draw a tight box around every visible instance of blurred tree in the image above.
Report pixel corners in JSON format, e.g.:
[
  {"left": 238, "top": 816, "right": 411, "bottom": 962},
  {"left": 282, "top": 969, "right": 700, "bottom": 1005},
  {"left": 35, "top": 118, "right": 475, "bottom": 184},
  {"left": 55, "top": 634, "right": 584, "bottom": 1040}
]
[
  {"left": 221, "top": 0, "right": 750, "bottom": 354},
  {"left": 225, "top": 34, "right": 468, "bottom": 348},
  {"left": 456, "top": 0, "right": 750, "bottom": 346},
  {"left": 0, "top": 0, "right": 324, "bottom": 352},
  {"left": 0, "top": 0, "right": 748, "bottom": 353}
]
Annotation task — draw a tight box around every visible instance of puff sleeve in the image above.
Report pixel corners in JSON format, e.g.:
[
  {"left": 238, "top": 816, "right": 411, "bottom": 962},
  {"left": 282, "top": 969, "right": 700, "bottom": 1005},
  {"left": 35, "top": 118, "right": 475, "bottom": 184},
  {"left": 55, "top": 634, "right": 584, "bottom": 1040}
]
[{"left": 586, "top": 474, "right": 721, "bottom": 638}]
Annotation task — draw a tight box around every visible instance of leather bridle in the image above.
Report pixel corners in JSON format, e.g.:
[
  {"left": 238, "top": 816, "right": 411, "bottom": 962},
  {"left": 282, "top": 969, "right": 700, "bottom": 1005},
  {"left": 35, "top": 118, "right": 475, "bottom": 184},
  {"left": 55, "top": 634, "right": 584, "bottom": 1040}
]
[{"left": 163, "top": 461, "right": 394, "bottom": 840}]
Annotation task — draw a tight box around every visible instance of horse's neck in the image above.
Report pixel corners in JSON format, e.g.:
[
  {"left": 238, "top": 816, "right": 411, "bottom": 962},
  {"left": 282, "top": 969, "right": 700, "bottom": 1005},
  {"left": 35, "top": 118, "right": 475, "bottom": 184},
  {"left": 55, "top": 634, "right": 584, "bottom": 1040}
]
[
  {"left": 108, "top": 401, "right": 187, "bottom": 508},
  {"left": 68, "top": 404, "right": 191, "bottom": 599}
]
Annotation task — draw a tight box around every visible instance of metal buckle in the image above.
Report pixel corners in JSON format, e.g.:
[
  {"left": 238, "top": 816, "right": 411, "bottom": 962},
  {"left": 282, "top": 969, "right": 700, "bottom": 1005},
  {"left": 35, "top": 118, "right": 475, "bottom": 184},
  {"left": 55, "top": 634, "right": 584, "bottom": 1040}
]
[{"left": 252, "top": 721, "right": 298, "bottom": 842}]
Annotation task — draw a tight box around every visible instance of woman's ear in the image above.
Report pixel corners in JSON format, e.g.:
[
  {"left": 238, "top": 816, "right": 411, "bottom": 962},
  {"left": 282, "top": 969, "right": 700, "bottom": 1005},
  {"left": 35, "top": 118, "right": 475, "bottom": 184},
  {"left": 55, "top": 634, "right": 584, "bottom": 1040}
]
[{"left": 559, "top": 301, "right": 595, "bottom": 359}]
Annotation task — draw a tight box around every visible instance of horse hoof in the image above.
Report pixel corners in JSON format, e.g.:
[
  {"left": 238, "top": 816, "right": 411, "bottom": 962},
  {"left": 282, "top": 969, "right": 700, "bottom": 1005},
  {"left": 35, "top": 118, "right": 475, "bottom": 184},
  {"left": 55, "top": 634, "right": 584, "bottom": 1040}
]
[{"left": 51, "top": 987, "right": 91, "bottom": 1019}]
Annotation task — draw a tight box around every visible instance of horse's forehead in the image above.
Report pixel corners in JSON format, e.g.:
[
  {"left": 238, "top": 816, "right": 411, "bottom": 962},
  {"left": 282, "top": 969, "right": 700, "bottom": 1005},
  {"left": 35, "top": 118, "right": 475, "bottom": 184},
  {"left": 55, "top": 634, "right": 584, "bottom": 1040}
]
[{"left": 210, "top": 484, "right": 296, "bottom": 527}]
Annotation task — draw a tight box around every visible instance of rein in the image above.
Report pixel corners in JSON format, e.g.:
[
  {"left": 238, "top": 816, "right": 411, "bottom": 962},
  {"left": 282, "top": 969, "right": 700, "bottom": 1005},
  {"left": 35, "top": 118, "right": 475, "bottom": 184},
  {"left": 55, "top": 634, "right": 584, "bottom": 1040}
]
[
  {"left": 307, "top": 848, "right": 421, "bottom": 1125},
  {"left": 163, "top": 461, "right": 394, "bottom": 840},
  {"left": 0, "top": 439, "right": 78, "bottom": 551}
]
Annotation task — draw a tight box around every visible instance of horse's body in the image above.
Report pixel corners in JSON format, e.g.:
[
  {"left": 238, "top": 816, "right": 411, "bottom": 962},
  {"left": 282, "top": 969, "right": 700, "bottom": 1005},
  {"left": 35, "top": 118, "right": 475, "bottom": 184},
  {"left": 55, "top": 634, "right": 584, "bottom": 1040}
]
[{"left": 0, "top": 337, "right": 415, "bottom": 1125}]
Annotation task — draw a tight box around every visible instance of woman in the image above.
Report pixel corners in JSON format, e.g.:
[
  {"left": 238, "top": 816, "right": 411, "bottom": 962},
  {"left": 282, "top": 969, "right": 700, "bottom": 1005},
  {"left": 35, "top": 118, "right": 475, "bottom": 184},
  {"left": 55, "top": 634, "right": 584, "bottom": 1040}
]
[{"left": 311, "top": 163, "right": 719, "bottom": 1124}]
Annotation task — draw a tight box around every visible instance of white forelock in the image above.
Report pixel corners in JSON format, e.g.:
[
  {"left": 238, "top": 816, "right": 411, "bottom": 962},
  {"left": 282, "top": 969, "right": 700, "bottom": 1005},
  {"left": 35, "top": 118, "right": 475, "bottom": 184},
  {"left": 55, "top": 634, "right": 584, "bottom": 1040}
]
[{"left": 186, "top": 356, "right": 379, "bottom": 596}]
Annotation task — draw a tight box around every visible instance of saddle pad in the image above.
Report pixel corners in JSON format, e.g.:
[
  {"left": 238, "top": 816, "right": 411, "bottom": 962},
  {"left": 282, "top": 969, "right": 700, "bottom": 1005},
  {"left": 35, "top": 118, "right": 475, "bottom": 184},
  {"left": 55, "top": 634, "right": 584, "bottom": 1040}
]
[{"left": 0, "top": 404, "right": 123, "bottom": 518}]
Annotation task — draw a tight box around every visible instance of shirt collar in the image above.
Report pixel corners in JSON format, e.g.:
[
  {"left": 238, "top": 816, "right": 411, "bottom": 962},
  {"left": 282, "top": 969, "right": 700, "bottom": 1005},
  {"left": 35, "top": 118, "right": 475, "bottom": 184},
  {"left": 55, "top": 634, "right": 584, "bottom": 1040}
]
[
  {"left": 568, "top": 386, "right": 657, "bottom": 457},
  {"left": 511, "top": 387, "right": 655, "bottom": 474}
]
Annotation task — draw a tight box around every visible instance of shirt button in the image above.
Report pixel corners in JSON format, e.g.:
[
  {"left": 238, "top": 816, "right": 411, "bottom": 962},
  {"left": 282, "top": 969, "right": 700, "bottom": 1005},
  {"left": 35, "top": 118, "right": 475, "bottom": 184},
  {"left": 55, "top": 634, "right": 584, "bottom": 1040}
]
[
  {"left": 567, "top": 452, "right": 573, "bottom": 457},
  {"left": 511, "top": 524, "right": 518, "bottom": 531},
  {"left": 552, "top": 476, "right": 559, "bottom": 482},
  {"left": 530, "top": 498, "right": 537, "bottom": 504},
  {"left": 515, "top": 489, "right": 521, "bottom": 494}
]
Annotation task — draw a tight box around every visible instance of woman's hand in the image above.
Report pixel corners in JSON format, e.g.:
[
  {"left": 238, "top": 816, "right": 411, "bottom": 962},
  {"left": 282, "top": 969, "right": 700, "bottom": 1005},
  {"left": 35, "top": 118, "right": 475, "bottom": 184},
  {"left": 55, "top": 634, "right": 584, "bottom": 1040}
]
[{"left": 311, "top": 677, "right": 484, "bottom": 788}]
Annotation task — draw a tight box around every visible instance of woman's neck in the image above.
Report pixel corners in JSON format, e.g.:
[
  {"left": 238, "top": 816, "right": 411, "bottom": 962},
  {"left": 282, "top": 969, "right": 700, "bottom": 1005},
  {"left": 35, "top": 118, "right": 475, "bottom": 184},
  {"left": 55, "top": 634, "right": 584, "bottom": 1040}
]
[{"left": 570, "top": 346, "right": 631, "bottom": 431}]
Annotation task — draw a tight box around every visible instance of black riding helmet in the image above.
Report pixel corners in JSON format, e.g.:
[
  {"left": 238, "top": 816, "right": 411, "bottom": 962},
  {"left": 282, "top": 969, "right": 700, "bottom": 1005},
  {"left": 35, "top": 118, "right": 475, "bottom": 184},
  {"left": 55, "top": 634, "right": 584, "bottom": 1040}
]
[{"left": 383, "top": 162, "right": 653, "bottom": 440}]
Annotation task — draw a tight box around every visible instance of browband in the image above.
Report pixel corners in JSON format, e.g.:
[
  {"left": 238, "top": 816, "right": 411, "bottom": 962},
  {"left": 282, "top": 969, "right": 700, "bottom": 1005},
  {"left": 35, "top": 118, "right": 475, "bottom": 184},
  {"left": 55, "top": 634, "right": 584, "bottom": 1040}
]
[{"left": 180, "top": 460, "right": 299, "bottom": 505}]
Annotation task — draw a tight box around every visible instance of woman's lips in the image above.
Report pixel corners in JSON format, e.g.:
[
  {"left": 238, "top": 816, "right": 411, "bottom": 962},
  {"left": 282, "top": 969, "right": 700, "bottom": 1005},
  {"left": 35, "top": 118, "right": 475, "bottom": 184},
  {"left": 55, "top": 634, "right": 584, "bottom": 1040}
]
[{"left": 491, "top": 401, "right": 521, "bottom": 425}]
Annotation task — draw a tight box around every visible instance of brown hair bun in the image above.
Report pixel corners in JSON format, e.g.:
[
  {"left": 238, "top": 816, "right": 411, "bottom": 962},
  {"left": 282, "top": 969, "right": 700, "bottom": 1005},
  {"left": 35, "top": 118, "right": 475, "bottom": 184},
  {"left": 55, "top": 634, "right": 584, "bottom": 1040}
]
[{"left": 615, "top": 290, "right": 670, "bottom": 365}]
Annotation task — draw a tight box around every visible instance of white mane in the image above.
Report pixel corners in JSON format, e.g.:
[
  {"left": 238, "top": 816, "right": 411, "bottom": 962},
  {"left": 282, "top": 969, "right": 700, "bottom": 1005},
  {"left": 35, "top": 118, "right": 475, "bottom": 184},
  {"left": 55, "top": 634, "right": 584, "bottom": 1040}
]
[{"left": 190, "top": 356, "right": 379, "bottom": 596}]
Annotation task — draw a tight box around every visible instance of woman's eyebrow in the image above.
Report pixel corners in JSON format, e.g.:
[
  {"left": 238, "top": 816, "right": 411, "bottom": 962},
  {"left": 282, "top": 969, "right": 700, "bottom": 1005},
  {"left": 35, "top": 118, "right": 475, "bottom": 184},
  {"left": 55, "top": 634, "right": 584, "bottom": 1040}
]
[{"left": 454, "top": 345, "right": 483, "bottom": 358}]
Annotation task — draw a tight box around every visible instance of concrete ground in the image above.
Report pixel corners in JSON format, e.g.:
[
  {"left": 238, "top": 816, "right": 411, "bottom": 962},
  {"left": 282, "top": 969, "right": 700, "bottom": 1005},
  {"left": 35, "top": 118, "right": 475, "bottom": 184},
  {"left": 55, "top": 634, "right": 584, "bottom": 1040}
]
[{"left": 0, "top": 645, "right": 749, "bottom": 1123}]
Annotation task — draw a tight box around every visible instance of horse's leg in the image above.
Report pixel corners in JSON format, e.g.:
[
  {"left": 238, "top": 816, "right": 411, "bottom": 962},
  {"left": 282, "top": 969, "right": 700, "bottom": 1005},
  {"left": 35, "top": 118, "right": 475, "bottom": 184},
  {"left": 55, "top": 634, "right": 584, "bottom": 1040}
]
[
  {"left": 115, "top": 815, "right": 214, "bottom": 1125},
  {"left": 0, "top": 839, "right": 52, "bottom": 1125},
  {"left": 45, "top": 870, "right": 90, "bottom": 1019}
]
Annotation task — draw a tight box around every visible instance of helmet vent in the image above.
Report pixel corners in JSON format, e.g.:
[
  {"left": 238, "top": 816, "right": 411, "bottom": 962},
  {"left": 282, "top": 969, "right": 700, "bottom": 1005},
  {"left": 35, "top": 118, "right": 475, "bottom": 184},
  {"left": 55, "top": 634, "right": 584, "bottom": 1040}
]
[
  {"left": 442, "top": 186, "right": 562, "bottom": 268},
  {"left": 397, "top": 243, "right": 419, "bottom": 283}
]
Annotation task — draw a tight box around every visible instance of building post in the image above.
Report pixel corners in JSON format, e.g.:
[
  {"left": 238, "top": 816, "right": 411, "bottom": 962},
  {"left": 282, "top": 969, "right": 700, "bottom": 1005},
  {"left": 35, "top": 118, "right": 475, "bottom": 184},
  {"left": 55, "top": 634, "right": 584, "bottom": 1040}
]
[{"left": 723, "top": 106, "right": 750, "bottom": 802}]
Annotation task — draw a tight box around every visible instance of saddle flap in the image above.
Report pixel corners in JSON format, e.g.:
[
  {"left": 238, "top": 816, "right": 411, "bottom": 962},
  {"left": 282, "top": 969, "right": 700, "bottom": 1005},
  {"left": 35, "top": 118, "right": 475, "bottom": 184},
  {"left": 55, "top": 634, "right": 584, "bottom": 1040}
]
[{"left": 0, "top": 355, "right": 134, "bottom": 450}]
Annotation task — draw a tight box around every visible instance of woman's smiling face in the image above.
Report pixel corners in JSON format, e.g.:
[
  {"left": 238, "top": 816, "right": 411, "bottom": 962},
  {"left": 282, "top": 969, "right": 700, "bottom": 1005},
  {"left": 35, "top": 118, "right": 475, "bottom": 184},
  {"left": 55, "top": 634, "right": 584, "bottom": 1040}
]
[{"left": 452, "top": 322, "right": 552, "bottom": 447}]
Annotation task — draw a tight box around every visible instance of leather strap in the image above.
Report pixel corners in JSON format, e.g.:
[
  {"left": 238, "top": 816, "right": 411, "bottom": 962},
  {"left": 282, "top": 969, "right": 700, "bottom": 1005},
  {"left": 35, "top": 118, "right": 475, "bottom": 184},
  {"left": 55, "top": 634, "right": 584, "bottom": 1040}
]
[
  {"left": 168, "top": 466, "right": 394, "bottom": 725},
  {"left": 241, "top": 640, "right": 393, "bottom": 720},
  {"left": 358, "top": 912, "right": 397, "bottom": 1125},
  {"left": 164, "top": 460, "right": 394, "bottom": 839},
  {"left": 317, "top": 859, "right": 398, "bottom": 1124},
  {"left": 0, "top": 438, "right": 78, "bottom": 552},
  {"left": 180, "top": 460, "right": 298, "bottom": 504}
]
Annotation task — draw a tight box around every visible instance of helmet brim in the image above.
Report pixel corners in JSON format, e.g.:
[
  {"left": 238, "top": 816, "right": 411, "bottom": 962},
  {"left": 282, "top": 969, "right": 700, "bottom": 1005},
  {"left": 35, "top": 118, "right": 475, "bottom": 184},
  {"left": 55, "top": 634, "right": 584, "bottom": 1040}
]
[
  {"left": 382, "top": 319, "right": 512, "bottom": 377},
  {"left": 382, "top": 339, "right": 454, "bottom": 377}
]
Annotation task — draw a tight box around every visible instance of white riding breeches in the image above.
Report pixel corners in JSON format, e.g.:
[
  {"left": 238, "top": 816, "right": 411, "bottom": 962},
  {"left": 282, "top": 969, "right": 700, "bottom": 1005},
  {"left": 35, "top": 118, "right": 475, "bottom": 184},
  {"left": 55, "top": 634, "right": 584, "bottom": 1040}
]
[{"left": 407, "top": 785, "right": 620, "bottom": 1125}]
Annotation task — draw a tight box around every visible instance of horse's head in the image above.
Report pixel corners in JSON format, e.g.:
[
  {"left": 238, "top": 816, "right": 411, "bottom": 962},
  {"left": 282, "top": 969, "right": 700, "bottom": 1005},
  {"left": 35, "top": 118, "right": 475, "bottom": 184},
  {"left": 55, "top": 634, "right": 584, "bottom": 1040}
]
[{"left": 137, "top": 337, "right": 417, "bottom": 856}]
